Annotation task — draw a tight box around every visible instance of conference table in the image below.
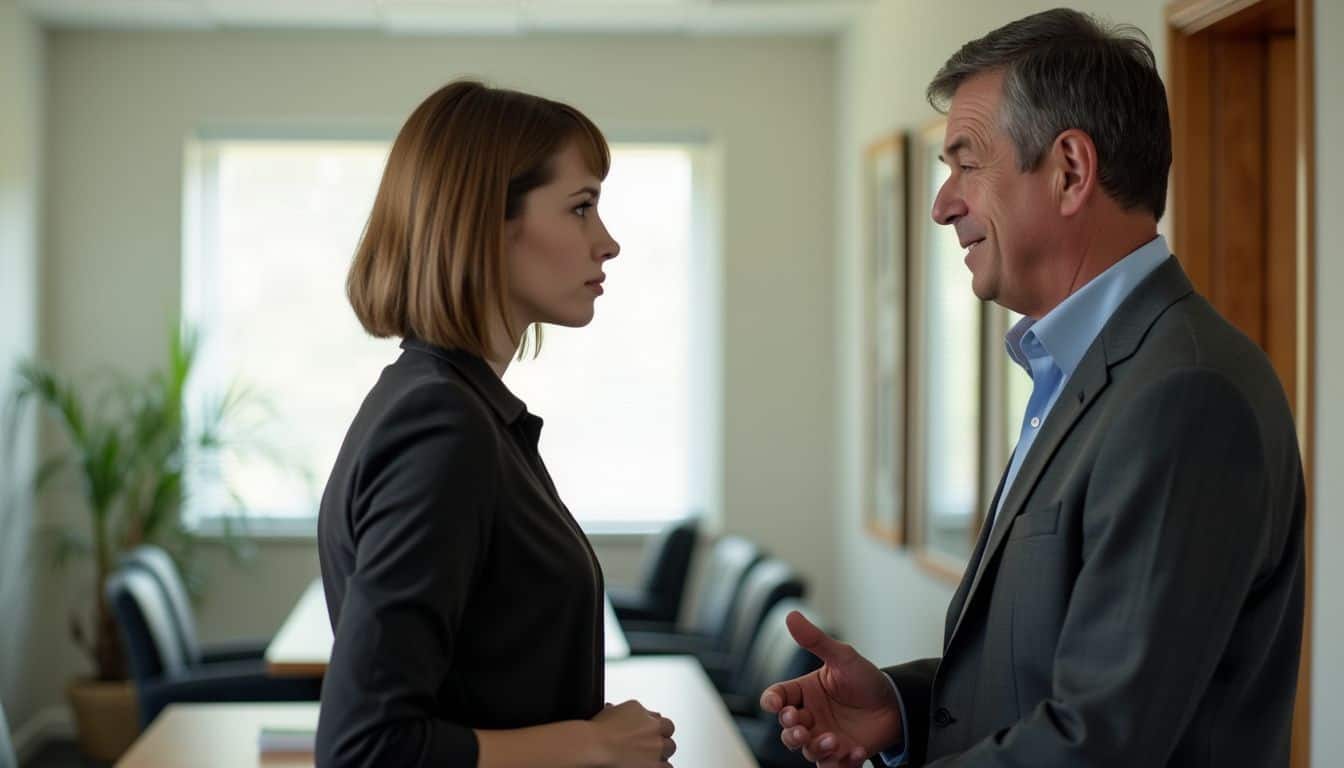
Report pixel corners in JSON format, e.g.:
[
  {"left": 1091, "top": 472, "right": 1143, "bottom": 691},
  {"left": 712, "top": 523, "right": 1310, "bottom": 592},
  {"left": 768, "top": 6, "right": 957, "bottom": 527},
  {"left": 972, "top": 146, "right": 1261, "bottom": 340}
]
[
  {"left": 116, "top": 655, "right": 757, "bottom": 767},
  {"left": 265, "top": 578, "right": 630, "bottom": 674},
  {"left": 116, "top": 579, "right": 756, "bottom": 766}
]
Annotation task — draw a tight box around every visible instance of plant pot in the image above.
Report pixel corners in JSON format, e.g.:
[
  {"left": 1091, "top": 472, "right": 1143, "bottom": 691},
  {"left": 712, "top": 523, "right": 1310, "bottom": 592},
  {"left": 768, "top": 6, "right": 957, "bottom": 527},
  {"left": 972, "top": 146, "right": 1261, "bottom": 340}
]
[{"left": 66, "top": 678, "right": 140, "bottom": 762}]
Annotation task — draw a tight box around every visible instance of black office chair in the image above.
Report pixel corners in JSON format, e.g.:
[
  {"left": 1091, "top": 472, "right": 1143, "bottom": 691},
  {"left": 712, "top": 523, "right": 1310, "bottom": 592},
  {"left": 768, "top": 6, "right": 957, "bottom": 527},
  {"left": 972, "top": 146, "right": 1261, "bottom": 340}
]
[
  {"left": 105, "top": 565, "right": 321, "bottom": 728},
  {"left": 0, "top": 694, "right": 16, "bottom": 768},
  {"left": 699, "top": 558, "right": 807, "bottom": 691},
  {"left": 608, "top": 518, "right": 699, "bottom": 627},
  {"left": 624, "top": 535, "right": 763, "bottom": 656},
  {"left": 732, "top": 599, "right": 826, "bottom": 768},
  {"left": 120, "top": 545, "right": 269, "bottom": 665}
]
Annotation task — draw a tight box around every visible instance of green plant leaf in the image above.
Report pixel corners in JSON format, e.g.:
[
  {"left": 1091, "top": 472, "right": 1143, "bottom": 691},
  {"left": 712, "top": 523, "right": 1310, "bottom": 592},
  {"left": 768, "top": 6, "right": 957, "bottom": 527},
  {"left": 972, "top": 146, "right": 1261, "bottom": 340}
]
[{"left": 33, "top": 455, "right": 69, "bottom": 493}]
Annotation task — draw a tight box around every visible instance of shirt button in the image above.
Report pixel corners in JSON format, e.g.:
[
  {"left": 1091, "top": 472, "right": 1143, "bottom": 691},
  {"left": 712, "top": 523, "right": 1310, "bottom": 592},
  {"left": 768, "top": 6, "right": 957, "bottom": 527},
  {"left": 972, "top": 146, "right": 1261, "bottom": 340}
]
[
  {"left": 1030, "top": 416, "right": 1041, "bottom": 429},
  {"left": 933, "top": 707, "right": 955, "bottom": 727}
]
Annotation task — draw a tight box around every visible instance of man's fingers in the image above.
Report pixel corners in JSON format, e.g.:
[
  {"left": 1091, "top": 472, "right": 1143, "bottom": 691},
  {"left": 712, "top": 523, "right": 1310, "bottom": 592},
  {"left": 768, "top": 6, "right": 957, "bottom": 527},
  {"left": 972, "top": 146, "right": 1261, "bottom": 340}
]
[
  {"left": 807, "top": 731, "right": 840, "bottom": 762},
  {"left": 831, "top": 745, "right": 869, "bottom": 768},
  {"left": 779, "top": 705, "right": 815, "bottom": 730},
  {"left": 761, "top": 678, "right": 806, "bottom": 713},
  {"left": 780, "top": 724, "right": 812, "bottom": 750},
  {"left": 785, "top": 610, "right": 855, "bottom": 666}
]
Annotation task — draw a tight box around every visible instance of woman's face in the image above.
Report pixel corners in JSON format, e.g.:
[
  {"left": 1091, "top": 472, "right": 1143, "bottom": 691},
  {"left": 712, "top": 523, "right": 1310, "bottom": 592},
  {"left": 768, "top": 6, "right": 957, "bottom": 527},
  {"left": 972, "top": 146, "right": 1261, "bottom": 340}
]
[{"left": 505, "top": 142, "right": 620, "bottom": 330}]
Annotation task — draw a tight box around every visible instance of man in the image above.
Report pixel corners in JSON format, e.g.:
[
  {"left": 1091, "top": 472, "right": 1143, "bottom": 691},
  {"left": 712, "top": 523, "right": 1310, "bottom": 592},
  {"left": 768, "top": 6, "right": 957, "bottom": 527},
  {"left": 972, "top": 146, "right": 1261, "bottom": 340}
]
[{"left": 762, "top": 8, "right": 1305, "bottom": 767}]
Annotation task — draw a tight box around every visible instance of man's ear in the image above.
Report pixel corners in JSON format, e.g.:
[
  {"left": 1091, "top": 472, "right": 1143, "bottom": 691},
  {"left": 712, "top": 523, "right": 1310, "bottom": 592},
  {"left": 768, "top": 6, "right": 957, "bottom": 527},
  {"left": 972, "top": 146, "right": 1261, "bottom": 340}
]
[{"left": 1053, "top": 129, "right": 1098, "bottom": 217}]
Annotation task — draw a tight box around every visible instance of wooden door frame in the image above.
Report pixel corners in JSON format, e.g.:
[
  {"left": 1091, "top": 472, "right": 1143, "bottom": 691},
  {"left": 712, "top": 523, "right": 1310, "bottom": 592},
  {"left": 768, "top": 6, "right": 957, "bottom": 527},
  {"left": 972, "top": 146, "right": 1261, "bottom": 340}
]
[{"left": 1167, "top": 0, "right": 1316, "bottom": 764}]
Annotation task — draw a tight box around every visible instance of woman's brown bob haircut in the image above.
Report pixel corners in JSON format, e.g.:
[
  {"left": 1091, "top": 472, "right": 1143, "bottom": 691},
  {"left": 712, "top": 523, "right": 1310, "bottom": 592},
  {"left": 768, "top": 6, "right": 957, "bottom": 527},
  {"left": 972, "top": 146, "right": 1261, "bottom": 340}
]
[{"left": 348, "top": 80, "right": 611, "bottom": 357}]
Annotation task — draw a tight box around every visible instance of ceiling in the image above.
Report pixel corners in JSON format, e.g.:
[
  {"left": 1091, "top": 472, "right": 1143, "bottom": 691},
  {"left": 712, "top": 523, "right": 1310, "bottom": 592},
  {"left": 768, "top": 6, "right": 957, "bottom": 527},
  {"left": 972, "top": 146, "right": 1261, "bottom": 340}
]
[{"left": 20, "top": 0, "right": 875, "bottom": 36}]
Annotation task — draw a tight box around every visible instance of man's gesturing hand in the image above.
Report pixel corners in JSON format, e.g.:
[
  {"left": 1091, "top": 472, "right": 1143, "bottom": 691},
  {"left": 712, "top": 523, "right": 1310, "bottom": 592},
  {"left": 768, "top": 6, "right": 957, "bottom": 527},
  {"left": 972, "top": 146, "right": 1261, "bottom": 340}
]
[{"left": 759, "top": 611, "right": 904, "bottom": 768}]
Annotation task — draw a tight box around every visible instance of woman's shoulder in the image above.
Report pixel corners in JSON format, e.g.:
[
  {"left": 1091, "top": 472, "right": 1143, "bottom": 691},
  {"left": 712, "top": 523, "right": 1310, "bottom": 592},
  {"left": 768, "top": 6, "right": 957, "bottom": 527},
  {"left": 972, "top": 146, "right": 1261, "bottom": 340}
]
[{"left": 368, "top": 350, "right": 497, "bottom": 436}]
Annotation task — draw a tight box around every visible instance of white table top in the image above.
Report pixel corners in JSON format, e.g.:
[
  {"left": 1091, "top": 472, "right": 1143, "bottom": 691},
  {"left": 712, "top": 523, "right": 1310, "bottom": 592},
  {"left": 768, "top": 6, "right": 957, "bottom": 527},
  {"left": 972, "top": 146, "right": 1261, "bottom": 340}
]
[{"left": 117, "top": 657, "right": 756, "bottom": 768}]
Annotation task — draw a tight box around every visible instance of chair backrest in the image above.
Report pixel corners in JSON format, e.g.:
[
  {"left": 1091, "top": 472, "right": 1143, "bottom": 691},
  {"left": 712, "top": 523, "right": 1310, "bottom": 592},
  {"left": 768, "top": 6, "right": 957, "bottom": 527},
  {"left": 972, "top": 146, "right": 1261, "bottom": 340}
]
[
  {"left": 735, "top": 598, "right": 823, "bottom": 704},
  {"left": 637, "top": 518, "right": 699, "bottom": 622},
  {"left": 723, "top": 559, "right": 806, "bottom": 666},
  {"left": 688, "top": 535, "right": 763, "bottom": 643},
  {"left": 737, "top": 599, "right": 827, "bottom": 768},
  {"left": 121, "top": 545, "right": 201, "bottom": 666},
  {"left": 0, "top": 694, "right": 16, "bottom": 768},
  {"left": 106, "top": 566, "right": 189, "bottom": 685}
]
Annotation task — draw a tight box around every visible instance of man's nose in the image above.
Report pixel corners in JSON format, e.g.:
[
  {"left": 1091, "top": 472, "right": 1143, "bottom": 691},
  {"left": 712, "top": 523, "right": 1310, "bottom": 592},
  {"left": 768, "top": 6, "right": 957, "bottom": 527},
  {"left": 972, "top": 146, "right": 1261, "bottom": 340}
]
[{"left": 931, "top": 176, "right": 966, "bottom": 226}]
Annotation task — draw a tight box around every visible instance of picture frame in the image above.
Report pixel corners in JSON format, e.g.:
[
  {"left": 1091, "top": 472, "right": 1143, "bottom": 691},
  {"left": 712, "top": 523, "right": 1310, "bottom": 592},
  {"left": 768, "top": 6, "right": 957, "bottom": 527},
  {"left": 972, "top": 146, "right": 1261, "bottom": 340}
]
[
  {"left": 905, "top": 118, "right": 986, "bottom": 581},
  {"left": 861, "top": 132, "right": 908, "bottom": 548}
]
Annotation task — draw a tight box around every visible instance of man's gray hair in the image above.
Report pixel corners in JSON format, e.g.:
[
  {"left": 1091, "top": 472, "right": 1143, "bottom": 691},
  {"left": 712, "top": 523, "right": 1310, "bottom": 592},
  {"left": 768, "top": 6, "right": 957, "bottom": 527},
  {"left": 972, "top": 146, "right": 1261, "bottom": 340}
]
[{"left": 928, "top": 8, "right": 1171, "bottom": 220}]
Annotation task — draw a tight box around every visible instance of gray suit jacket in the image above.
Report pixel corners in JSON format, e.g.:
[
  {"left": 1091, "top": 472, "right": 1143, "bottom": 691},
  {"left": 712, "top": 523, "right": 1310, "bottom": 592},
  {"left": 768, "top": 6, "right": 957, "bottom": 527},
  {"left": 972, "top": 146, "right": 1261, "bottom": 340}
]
[{"left": 883, "top": 258, "right": 1305, "bottom": 767}]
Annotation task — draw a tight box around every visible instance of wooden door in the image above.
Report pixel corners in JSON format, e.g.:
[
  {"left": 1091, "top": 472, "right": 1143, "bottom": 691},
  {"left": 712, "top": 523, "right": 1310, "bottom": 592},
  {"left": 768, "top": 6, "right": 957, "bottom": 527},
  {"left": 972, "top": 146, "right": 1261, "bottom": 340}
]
[{"left": 1167, "top": 0, "right": 1315, "bottom": 764}]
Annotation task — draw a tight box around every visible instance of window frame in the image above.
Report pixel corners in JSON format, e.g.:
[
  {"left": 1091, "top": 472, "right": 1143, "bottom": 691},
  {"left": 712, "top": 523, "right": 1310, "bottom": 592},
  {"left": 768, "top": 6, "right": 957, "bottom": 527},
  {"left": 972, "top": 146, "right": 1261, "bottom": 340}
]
[{"left": 180, "top": 130, "right": 723, "bottom": 538}]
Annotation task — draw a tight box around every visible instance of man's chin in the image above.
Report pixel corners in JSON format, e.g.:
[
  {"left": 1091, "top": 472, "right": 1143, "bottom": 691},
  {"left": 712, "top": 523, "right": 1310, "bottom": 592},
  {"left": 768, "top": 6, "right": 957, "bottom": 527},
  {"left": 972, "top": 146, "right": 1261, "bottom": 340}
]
[{"left": 969, "top": 273, "right": 996, "bottom": 303}]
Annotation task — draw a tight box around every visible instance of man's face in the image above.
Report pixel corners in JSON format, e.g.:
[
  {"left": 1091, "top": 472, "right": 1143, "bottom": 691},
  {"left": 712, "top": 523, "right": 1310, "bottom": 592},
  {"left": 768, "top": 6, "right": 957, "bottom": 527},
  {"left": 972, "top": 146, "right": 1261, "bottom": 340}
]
[{"left": 932, "top": 70, "right": 1060, "bottom": 317}]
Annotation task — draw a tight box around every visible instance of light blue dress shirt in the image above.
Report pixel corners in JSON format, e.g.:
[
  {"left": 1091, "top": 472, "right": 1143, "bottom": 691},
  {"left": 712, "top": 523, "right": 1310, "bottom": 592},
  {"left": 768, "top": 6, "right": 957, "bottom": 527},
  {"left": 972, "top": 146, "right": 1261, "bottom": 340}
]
[
  {"left": 988, "top": 235, "right": 1171, "bottom": 533},
  {"left": 879, "top": 235, "right": 1172, "bottom": 766}
]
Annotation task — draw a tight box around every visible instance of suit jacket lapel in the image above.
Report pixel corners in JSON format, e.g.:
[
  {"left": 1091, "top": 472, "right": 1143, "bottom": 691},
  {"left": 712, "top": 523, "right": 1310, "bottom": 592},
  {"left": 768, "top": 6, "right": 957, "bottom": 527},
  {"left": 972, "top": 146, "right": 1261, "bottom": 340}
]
[
  {"left": 943, "top": 257, "right": 1195, "bottom": 650},
  {"left": 944, "top": 463, "right": 1008, "bottom": 647}
]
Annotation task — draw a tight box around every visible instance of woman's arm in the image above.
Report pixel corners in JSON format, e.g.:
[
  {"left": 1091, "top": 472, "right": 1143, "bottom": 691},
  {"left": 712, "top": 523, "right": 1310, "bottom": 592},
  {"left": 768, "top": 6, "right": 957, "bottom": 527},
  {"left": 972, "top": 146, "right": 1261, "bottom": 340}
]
[
  {"left": 477, "top": 700, "right": 675, "bottom": 768},
  {"left": 317, "top": 382, "right": 499, "bottom": 766}
]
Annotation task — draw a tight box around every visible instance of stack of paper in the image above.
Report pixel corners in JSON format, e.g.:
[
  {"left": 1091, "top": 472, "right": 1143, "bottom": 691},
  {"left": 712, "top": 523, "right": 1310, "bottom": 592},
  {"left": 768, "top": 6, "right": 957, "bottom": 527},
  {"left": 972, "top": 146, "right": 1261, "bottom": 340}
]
[{"left": 258, "top": 725, "right": 315, "bottom": 760}]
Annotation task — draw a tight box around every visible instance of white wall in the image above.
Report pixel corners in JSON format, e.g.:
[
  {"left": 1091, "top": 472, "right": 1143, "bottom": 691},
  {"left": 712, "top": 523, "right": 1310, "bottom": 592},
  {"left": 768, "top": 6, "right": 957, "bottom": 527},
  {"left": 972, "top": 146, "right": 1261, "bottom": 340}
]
[
  {"left": 34, "top": 27, "right": 836, "bottom": 712},
  {"left": 0, "top": 0, "right": 44, "bottom": 735},
  {"left": 1311, "top": 0, "right": 1342, "bottom": 761}
]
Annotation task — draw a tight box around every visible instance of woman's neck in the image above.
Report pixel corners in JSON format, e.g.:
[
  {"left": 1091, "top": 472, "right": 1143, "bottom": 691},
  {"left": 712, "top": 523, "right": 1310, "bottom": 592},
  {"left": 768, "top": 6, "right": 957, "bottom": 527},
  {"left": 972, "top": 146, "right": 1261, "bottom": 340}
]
[{"left": 484, "top": 312, "right": 525, "bottom": 379}]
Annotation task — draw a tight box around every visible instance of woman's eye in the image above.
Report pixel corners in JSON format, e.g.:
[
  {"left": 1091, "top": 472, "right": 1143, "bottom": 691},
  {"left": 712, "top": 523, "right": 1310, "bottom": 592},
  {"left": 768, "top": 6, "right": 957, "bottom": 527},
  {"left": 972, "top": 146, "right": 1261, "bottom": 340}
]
[
  {"left": 574, "top": 202, "right": 593, "bottom": 217},
  {"left": 960, "top": 165, "right": 975, "bottom": 173}
]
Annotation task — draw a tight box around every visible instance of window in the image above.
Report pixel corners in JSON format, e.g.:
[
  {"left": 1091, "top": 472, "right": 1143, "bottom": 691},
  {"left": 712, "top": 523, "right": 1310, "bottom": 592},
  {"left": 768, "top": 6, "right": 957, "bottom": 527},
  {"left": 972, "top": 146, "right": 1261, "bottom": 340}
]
[{"left": 182, "top": 138, "right": 713, "bottom": 534}]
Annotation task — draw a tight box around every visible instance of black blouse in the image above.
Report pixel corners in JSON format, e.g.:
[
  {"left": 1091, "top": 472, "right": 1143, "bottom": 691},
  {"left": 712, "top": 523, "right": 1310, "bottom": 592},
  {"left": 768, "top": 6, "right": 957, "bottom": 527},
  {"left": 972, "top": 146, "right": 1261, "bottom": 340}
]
[{"left": 315, "top": 338, "right": 605, "bottom": 767}]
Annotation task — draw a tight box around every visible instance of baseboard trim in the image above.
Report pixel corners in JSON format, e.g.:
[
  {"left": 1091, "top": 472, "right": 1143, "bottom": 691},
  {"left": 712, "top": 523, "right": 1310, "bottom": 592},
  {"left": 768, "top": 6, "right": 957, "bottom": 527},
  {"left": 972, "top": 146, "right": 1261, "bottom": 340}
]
[{"left": 12, "top": 706, "right": 74, "bottom": 764}]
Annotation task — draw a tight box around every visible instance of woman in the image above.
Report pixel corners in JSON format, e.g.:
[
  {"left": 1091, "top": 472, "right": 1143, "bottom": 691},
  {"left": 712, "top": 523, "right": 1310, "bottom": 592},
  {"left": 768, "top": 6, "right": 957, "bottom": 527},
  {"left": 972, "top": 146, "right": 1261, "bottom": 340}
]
[{"left": 316, "top": 80, "right": 676, "bottom": 768}]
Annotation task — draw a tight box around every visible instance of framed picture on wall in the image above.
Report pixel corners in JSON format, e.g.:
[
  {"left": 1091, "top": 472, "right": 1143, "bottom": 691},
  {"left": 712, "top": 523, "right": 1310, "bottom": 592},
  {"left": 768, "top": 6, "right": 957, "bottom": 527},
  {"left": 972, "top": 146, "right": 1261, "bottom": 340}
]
[
  {"left": 905, "top": 118, "right": 986, "bottom": 581},
  {"left": 862, "top": 132, "right": 908, "bottom": 548}
]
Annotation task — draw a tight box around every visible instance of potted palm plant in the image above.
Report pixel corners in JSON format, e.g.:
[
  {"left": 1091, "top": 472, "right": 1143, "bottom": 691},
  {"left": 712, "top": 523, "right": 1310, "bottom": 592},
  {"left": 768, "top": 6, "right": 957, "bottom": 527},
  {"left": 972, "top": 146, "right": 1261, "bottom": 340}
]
[{"left": 8, "top": 327, "right": 267, "bottom": 761}]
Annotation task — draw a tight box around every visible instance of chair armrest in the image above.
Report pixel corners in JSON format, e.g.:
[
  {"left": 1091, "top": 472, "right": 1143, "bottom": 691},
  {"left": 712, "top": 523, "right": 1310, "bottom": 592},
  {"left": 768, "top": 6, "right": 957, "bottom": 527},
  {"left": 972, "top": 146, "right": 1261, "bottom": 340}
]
[
  {"left": 618, "top": 619, "right": 678, "bottom": 634},
  {"left": 609, "top": 587, "right": 676, "bottom": 624},
  {"left": 138, "top": 660, "right": 321, "bottom": 728},
  {"left": 624, "top": 630, "right": 717, "bottom": 657},
  {"left": 199, "top": 638, "right": 269, "bottom": 664}
]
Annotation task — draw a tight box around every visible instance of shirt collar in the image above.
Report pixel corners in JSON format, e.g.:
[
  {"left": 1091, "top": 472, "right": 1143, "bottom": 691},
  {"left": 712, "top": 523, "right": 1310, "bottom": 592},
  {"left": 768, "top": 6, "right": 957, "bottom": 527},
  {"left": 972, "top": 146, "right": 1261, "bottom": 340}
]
[
  {"left": 1006, "top": 235, "right": 1172, "bottom": 378},
  {"left": 399, "top": 337, "right": 528, "bottom": 425}
]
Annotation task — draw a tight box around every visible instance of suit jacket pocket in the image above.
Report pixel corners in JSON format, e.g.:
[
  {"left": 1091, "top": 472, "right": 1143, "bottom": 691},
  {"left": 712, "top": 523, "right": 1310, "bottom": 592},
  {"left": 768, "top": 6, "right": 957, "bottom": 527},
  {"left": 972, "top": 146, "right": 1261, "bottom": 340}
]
[{"left": 1007, "top": 501, "right": 1060, "bottom": 540}]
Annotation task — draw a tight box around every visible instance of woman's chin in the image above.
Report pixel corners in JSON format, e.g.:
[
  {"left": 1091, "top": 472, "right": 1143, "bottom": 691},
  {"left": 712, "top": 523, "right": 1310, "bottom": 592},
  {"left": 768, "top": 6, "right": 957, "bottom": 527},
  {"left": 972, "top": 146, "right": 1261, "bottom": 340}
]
[{"left": 541, "top": 307, "right": 596, "bottom": 328}]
